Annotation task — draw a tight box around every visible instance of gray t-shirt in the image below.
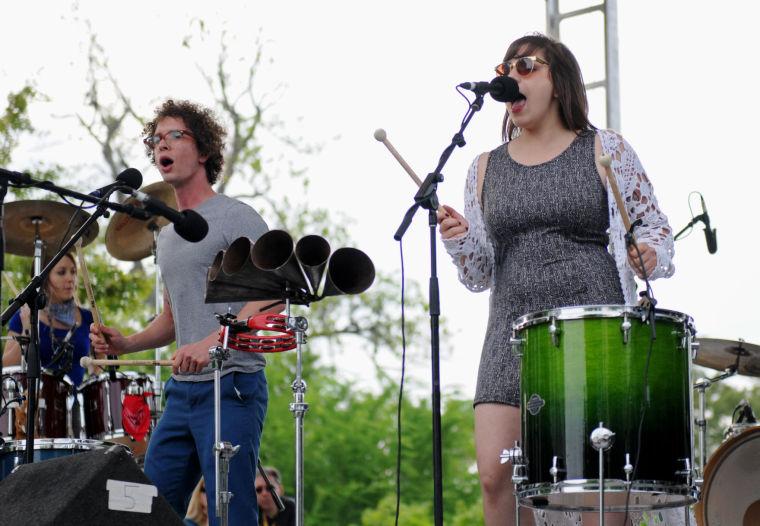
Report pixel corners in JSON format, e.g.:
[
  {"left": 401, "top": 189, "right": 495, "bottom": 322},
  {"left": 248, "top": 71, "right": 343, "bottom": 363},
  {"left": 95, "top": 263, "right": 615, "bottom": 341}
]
[{"left": 157, "top": 193, "right": 269, "bottom": 381}]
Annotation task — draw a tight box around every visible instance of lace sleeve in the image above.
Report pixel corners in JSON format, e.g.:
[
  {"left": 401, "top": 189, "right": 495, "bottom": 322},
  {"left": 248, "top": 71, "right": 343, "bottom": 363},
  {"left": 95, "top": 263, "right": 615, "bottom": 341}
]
[
  {"left": 441, "top": 155, "right": 494, "bottom": 292},
  {"left": 600, "top": 130, "right": 675, "bottom": 282}
]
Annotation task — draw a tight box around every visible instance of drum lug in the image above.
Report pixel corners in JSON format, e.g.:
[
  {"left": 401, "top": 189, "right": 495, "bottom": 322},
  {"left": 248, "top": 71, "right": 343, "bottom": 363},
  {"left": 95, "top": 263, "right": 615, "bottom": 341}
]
[
  {"left": 548, "top": 317, "right": 560, "bottom": 347},
  {"left": 675, "top": 457, "right": 693, "bottom": 485},
  {"left": 623, "top": 453, "right": 633, "bottom": 482},
  {"left": 549, "top": 455, "right": 565, "bottom": 484},
  {"left": 508, "top": 336, "right": 525, "bottom": 357},
  {"left": 671, "top": 329, "right": 687, "bottom": 350},
  {"left": 126, "top": 381, "right": 144, "bottom": 396},
  {"left": 690, "top": 339, "right": 700, "bottom": 360},
  {"left": 621, "top": 314, "right": 631, "bottom": 345}
]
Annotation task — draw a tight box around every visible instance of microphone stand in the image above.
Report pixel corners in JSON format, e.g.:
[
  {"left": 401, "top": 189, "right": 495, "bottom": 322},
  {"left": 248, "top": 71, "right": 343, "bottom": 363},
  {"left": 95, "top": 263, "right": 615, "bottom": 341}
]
[
  {"left": 0, "top": 178, "right": 140, "bottom": 464},
  {"left": 394, "top": 91, "right": 485, "bottom": 526}
]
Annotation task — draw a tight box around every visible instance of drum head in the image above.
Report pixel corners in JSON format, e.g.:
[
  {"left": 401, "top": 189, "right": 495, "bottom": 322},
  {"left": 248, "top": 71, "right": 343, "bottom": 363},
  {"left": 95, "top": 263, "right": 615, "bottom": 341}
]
[{"left": 696, "top": 426, "right": 760, "bottom": 525}]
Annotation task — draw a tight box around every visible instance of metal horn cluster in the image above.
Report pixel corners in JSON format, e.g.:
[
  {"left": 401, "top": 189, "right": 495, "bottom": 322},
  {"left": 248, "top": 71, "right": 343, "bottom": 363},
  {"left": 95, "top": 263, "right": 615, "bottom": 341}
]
[{"left": 205, "top": 229, "right": 375, "bottom": 305}]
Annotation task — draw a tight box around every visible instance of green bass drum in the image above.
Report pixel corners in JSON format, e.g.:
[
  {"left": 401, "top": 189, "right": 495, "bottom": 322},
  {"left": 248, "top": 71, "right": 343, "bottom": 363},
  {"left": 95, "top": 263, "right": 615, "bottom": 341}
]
[{"left": 512, "top": 305, "right": 697, "bottom": 512}]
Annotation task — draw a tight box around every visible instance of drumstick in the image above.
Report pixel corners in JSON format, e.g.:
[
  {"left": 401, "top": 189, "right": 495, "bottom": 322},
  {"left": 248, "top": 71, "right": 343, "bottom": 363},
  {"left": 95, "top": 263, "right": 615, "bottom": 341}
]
[
  {"left": 74, "top": 239, "right": 103, "bottom": 327},
  {"left": 81, "top": 356, "right": 173, "bottom": 368},
  {"left": 374, "top": 128, "right": 424, "bottom": 186},
  {"left": 374, "top": 129, "right": 448, "bottom": 216},
  {"left": 2, "top": 271, "right": 20, "bottom": 296},
  {"left": 598, "top": 154, "right": 633, "bottom": 233}
]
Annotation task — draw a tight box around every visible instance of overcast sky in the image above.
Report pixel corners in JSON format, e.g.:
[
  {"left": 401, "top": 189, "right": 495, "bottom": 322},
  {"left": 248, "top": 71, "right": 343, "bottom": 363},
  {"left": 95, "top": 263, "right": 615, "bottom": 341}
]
[{"left": 3, "top": 1, "right": 758, "bottom": 397}]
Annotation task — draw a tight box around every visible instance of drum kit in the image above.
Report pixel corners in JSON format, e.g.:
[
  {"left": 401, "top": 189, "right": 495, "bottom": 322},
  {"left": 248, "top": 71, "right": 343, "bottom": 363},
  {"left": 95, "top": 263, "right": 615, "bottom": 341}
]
[
  {"left": 0, "top": 181, "right": 376, "bottom": 526},
  {"left": 0, "top": 182, "right": 175, "bottom": 472},
  {"left": 499, "top": 305, "right": 760, "bottom": 526}
]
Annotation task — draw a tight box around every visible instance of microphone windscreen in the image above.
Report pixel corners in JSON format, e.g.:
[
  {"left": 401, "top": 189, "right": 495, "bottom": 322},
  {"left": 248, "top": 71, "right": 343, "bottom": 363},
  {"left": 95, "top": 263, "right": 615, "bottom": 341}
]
[
  {"left": 176, "top": 209, "right": 209, "bottom": 242},
  {"left": 116, "top": 168, "right": 143, "bottom": 190},
  {"left": 489, "top": 76, "right": 521, "bottom": 103}
]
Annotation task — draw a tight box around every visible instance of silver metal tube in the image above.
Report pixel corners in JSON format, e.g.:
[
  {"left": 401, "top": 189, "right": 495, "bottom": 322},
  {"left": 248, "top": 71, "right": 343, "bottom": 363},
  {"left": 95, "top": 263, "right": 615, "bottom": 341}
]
[
  {"left": 514, "top": 491, "right": 520, "bottom": 526},
  {"left": 286, "top": 297, "right": 309, "bottom": 526},
  {"left": 598, "top": 446, "right": 605, "bottom": 526},
  {"left": 698, "top": 384, "right": 707, "bottom": 474},
  {"left": 214, "top": 363, "right": 222, "bottom": 518},
  {"left": 153, "top": 230, "right": 163, "bottom": 412},
  {"left": 604, "top": 0, "right": 621, "bottom": 131}
]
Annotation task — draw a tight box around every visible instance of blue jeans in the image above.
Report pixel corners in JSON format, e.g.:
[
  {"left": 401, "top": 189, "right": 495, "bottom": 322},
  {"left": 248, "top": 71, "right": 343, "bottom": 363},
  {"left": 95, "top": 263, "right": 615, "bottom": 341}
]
[{"left": 144, "top": 371, "right": 268, "bottom": 525}]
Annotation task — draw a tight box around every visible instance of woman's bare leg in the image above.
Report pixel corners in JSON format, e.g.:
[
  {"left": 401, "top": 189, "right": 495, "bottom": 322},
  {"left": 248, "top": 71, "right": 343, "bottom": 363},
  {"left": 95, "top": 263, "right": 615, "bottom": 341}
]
[{"left": 475, "top": 403, "right": 533, "bottom": 526}]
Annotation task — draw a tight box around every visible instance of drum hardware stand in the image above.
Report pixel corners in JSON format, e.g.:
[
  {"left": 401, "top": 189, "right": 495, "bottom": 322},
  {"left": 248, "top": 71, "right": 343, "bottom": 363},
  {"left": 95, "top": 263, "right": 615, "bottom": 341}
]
[
  {"left": 150, "top": 225, "right": 164, "bottom": 419},
  {"left": 285, "top": 296, "right": 309, "bottom": 526},
  {"left": 693, "top": 367, "right": 736, "bottom": 481},
  {"left": 394, "top": 89, "right": 487, "bottom": 526},
  {"left": 209, "top": 314, "right": 239, "bottom": 526},
  {"left": 499, "top": 441, "right": 526, "bottom": 526},
  {"left": 590, "top": 422, "right": 615, "bottom": 526}
]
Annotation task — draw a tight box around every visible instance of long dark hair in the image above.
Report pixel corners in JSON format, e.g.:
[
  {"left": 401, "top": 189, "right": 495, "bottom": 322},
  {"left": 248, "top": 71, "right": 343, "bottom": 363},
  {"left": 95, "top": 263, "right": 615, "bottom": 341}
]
[{"left": 501, "top": 33, "right": 595, "bottom": 142}]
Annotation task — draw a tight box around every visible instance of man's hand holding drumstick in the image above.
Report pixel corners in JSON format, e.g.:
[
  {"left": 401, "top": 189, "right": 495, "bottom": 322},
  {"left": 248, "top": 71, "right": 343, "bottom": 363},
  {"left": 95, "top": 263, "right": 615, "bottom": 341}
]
[{"left": 374, "top": 128, "right": 467, "bottom": 239}]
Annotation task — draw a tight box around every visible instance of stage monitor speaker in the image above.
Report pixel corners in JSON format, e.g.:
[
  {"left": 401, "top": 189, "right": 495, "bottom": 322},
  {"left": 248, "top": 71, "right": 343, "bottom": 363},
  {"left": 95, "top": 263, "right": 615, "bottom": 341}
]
[{"left": 0, "top": 444, "right": 183, "bottom": 526}]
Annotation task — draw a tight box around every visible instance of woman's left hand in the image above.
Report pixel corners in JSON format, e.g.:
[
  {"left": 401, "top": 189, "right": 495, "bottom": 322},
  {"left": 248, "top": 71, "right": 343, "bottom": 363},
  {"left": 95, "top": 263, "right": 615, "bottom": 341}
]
[{"left": 627, "top": 242, "right": 658, "bottom": 279}]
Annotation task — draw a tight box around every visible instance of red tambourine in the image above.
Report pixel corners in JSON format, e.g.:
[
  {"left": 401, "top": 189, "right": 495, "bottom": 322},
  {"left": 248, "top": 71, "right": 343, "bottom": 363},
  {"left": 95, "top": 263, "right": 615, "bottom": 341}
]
[{"left": 219, "top": 313, "right": 297, "bottom": 353}]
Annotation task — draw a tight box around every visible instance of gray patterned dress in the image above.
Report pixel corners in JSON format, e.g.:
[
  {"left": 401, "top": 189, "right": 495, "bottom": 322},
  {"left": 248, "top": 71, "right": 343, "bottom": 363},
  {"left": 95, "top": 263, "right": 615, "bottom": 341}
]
[{"left": 475, "top": 130, "right": 624, "bottom": 406}]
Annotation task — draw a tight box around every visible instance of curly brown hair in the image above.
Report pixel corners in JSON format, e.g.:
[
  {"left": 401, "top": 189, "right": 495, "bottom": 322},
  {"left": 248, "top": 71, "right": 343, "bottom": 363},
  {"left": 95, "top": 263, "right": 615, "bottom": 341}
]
[{"left": 143, "top": 99, "right": 227, "bottom": 185}]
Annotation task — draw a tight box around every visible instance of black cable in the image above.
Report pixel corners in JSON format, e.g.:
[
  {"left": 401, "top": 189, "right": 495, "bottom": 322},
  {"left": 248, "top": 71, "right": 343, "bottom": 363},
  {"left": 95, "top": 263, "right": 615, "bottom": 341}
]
[
  {"left": 622, "top": 239, "right": 659, "bottom": 526},
  {"left": 394, "top": 240, "right": 407, "bottom": 526}
]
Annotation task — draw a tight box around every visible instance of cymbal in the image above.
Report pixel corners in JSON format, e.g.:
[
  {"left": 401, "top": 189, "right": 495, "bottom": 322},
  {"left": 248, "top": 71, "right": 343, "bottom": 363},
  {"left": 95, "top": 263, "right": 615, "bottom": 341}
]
[
  {"left": 694, "top": 338, "right": 760, "bottom": 376},
  {"left": 3, "top": 200, "right": 99, "bottom": 257},
  {"left": 105, "top": 181, "right": 177, "bottom": 261}
]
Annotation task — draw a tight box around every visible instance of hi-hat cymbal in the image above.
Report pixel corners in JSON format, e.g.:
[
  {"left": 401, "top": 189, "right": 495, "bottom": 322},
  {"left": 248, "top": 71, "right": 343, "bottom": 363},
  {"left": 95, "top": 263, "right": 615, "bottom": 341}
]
[
  {"left": 3, "top": 200, "right": 99, "bottom": 257},
  {"left": 694, "top": 338, "right": 760, "bottom": 376},
  {"left": 105, "top": 181, "right": 177, "bottom": 261}
]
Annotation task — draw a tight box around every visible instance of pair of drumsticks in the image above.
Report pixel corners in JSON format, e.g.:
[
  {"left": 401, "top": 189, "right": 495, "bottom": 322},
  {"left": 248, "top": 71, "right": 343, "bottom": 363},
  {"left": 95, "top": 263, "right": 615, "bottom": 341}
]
[{"left": 374, "top": 129, "right": 632, "bottom": 236}]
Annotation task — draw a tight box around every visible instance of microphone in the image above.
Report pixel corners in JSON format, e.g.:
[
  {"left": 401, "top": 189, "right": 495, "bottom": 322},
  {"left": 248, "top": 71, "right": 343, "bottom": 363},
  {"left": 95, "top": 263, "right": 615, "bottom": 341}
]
[
  {"left": 129, "top": 189, "right": 208, "bottom": 242},
  {"left": 458, "top": 76, "right": 521, "bottom": 103},
  {"left": 699, "top": 195, "right": 717, "bottom": 254},
  {"left": 89, "top": 168, "right": 143, "bottom": 198}
]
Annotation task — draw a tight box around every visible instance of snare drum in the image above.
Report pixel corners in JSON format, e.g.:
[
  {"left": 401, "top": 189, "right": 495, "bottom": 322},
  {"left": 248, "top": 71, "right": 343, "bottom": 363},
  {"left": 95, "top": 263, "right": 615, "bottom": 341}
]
[
  {"left": 0, "top": 438, "right": 123, "bottom": 479},
  {"left": 78, "top": 371, "right": 155, "bottom": 440},
  {"left": 695, "top": 425, "right": 760, "bottom": 525},
  {"left": 512, "top": 305, "right": 697, "bottom": 512},
  {"left": 1, "top": 366, "right": 76, "bottom": 439}
]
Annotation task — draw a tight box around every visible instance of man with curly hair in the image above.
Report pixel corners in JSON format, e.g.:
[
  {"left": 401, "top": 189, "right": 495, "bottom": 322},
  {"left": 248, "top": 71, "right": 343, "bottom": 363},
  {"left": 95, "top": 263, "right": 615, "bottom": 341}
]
[{"left": 91, "top": 99, "right": 274, "bottom": 525}]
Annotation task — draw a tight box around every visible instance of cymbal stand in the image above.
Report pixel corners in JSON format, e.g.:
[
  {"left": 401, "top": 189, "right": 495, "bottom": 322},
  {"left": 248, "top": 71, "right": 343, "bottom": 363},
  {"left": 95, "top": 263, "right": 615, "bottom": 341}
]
[
  {"left": 2, "top": 197, "right": 107, "bottom": 464},
  {"left": 286, "top": 296, "right": 309, "bottom": 526},
  {"left": 693, "top": 367, "right": 736, "bottom": 481},
  {"left": 150, "top": 225, "right": 164, "bottom": 416},
  {"left": 209, "top": 318, "right": 239, "bottom": 526}
]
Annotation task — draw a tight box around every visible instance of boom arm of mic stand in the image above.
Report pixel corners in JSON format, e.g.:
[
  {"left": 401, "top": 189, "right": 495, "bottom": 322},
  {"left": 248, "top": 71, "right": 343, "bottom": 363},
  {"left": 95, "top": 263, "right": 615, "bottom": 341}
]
[
  {"left": 674, "top": 214, "right": 705, "bottom": 240},
  {"left": 393, "top": 93, "right": 485, "bottom": 241}
]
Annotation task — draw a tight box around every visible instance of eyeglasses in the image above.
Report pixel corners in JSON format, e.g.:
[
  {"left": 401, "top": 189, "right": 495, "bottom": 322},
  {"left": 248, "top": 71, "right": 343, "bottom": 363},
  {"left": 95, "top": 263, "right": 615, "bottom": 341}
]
[
  {"left": 143, "top": 129, "right": 194, "bottom": 148},
  {"left": 495, "top": 56, "right": 550, "bottom": 77}
]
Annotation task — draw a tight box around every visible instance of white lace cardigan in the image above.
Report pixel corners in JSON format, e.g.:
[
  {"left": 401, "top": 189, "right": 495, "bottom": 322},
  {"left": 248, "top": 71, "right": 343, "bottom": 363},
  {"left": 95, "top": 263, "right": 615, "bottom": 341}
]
[{"left": 442, "top": 129, "right": 675, "bottom": 304}]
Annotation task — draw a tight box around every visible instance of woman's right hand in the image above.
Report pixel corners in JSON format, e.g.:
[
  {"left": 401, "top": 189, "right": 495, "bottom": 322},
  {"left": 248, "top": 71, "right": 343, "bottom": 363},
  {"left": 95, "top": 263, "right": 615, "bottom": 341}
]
[
  {"left": 89, "top": 323, "right": 129, "bottom": 356},
  {"left": 437, "top": 204, "right": 469, "bottom": 239}
]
